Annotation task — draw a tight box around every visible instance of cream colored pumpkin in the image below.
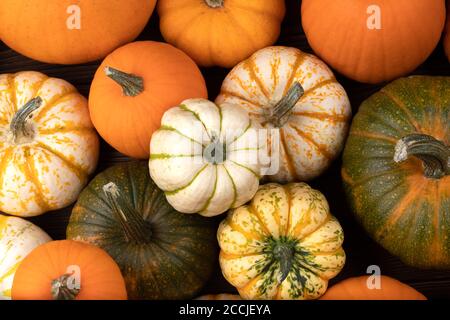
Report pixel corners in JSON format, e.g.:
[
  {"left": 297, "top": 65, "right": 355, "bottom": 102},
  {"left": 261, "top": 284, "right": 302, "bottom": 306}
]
[
  {"left": 0, "top": 71, "right": 99, "bottom": 217},
  {"left": 149, "top": 99, "right": 262, "bottom": 217},
  {"left": 216, "top": 46, "right": 351, "bottom": 183},
  {"left": 0, "top": 214, "right": 51, "bottom": 299},
  {"left": 218, "top": 183, "right": 346, "bottom": 300}
]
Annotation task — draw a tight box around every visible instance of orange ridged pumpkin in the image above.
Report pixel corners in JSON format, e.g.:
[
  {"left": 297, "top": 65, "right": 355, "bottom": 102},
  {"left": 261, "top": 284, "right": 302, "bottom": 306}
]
[
  {"left": 12, "top": 240, "right": 127, "bottom": 300},
  {"left": 89, "top": 41, "right": 207, "bottom": 159},
  {"left": 321, "top": 276, "right": 427, "bottom": 300},
  {"left": 0, "top": 0, "right": 156, "bottom": 65},
  {"left": 301, "top": 0, "right": 446, "bottom": 83}
]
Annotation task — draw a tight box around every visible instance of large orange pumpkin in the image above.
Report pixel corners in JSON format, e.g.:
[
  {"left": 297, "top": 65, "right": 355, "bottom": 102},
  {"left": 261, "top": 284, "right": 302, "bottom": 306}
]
[
  {"left": 320, "top": 276, "right": 427, "bottom": 300},
  {"left": 445, "top": 1, "right": 450, "bottom": 62},
  {"left": 89, "top": 41, "right": 208, "bottom": 159},
  {"left": 301, "top": 0, "right": 446, "bottom": 83},
  {"left": 0, "top": 0, "right": 156, "bottom": 64},
  {"left": 158, "top": 0, "right": 286, "bottom": 68},
  {"left": 12, "top": 240, "right": 127, "bottom": 300}
]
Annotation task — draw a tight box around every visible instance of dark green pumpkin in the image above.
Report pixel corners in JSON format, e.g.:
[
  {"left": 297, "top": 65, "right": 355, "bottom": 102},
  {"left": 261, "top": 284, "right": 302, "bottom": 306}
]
[
  {"left": 342, "top": 76, "right": 450, "bottom": 269},
  {"left": 67, "top": 161, "right": 218, "bottom": 299}
]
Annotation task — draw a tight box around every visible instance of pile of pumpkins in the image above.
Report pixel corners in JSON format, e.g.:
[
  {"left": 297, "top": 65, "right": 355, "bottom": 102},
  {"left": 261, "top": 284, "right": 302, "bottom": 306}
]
[{"left": 0, "top": 0, "right": 448, "bottom": 301}]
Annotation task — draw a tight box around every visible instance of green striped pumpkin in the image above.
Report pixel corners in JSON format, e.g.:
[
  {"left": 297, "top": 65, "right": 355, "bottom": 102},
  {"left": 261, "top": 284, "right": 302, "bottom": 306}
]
[
  {"left": 342, "top": 76, "right": 450, "bottom": 269},
  {"left": 67, "top": 161, "right": 217, "bottom": 299}
]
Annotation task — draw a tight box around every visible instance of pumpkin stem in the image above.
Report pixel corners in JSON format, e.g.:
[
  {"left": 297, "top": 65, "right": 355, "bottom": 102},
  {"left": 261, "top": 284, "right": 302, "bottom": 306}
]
[
  {"left": 268, "top": 82, "right": 304, "bottom": 127},
  {"left": 51, "top": 274, "right": 81, "bottom": 300},
  {"left": 273, "top": 242, "right": 295, "bottom": 283},
  {"left": 204, "top": 0, "right": 224, "bottom": 8},
  {"left": 105, "top": 66, "right": 144, "bottom": 97},
  {"left": 103, "top": 182, "right": 152, "bottom": 244},
  {"left": 10, "top": 97, "right": 43, "bottom": 144},
  {"left": 394, "top": 134, "right": 450, "bottom": 179}
]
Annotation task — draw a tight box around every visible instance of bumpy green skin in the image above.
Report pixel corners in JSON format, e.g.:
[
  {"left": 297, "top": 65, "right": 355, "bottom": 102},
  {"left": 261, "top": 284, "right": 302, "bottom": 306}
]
[
  {"left": 342, "top": 76, "right": 450, "bottom": 269},
  {"left": 67, "top": 162, "right": 218, "bottom": 299}
]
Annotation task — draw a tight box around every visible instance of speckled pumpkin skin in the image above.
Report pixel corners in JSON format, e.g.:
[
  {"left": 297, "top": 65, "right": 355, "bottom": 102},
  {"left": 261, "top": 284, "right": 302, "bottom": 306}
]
[
  {"left": 342, "top": 76, "right": 450, "bottom": 269},
  {"left": 67, "top": 161, "right": 218, "bottom": 300},
  {"left": 218, "top": 183, "right": 345, "bottom": 300}
]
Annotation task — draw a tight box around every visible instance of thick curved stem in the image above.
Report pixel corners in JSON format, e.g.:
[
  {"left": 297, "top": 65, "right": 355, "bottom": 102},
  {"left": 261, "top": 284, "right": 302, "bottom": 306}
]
[
  {"left": 394, "top": 134, "right": 450, "bottom": 179},
  {"left": 10, "top": 97, "right": 42, "bottom": 143},
  {"left": 51, "top": 274, "right": 80, "bottom": 300},
  {"left": 268, "top": 82, "right": 304, "bottom": 127},
  {"left": 105, "top": 66, "right": 144, "bottom": 97},
  {"left": 205, "top": 0, "right": 224, "bottom": 8},
  {"left": 103, "top": 182, "right": 152, "bottom": 244},
  {"left": 273, "top": 243, "right": 295, "bottom": 283}
]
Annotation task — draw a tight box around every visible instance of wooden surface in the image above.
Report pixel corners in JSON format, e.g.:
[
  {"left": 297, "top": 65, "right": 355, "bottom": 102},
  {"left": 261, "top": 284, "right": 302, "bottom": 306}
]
[{"left": 1, "top": 0, "right": 449, "bottom": 299}]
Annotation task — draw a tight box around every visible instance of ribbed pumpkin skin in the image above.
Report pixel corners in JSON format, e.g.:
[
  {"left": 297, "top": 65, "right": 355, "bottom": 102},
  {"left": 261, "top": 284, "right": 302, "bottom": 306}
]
[
  {"left": 67, "top": 162, "right": 217, "bottom": 300},
  {"left": 302, "top": 0, "right": 446, "bottom": 84},
  {"left": 320, "top": 276, "right": 426, "bottom": 300},
  {"left": 342, "top": 76, "right": 450, "bottom": 268}
]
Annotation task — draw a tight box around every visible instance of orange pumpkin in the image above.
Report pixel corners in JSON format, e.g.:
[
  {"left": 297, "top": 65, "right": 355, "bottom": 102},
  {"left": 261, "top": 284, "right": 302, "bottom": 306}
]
[
  {"left": 157, "top": 0, "right": 286, "bottom": 68},
  {"left": 12, "top": 240, "right": 127, "bottom": 300},
  {"left": 301, "top": 0, "right": 446, "bottom": 83},
  {"left": 320, "top": 276, "right": 427, "bottom": 300},
  {"left": 445, "top": 1, "right": 450, "bottom": 62},
  {"left": 0, "top": 0, "right": 156, "bottom": 64},
  {"left": 89, "top": 41, "right": 207, "bottom": 159}
]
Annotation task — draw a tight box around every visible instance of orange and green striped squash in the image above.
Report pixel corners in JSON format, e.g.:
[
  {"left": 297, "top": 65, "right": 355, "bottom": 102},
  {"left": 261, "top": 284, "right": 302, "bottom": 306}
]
[{"left": 342, "top": 76, "right": 450, "bottom": 269}]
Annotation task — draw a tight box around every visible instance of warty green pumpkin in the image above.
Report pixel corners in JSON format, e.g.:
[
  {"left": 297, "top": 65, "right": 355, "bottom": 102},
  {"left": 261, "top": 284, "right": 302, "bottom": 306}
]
[
  {"left": 67, "top": 161, "right": 218, "bottom": 299},
  {"left": 342, "top": 76, "right": 450, "bottom": 269}
]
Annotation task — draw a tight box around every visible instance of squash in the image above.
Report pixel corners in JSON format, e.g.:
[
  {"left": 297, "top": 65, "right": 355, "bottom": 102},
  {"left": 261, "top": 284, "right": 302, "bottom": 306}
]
[
  {"left": 342, "top": 76, "right": 450, "bottom": 269},
  {"left": 301, "top": 0, "right": 446, "bottom": 83},
  {"left": 89, "top": 41, "right": 207, "bottom": 159},
  {"left": 445, "top": 2, "right": 450, "bottom": 62},
  {"left": 0, "top": 71, "right": 99, "bottom": 217},
  {"left": 157, "top": 0, "right": 285, "bottom": 68},
  {"left": 12, "top": 240, "right": 127, "bottom": 300},
  {"left": 67, "top": 161, "right": 217, "bottom": 300},
  {"left": 0, "top": 214, "right": 51, "bottom": 300},
  {"left": 218, "top": 183, "right": 346, "bottom": 300},
  {"left": 0, "top": 0, "right": 156, "bottom": 64},
  {"left": 196, "top": 294, "right": 241, "bottom": 300},
  {"left": 149, "top": 99, "right": 262, "bottom": 217},
  {"left": 320, "top": 276, "right": 427, "bottom": 300},
  {"left": 216, "top": 46, "right": 351, "bottom": 183}
]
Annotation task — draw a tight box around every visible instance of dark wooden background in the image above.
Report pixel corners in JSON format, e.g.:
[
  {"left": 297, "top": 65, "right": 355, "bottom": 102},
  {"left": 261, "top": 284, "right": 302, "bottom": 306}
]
[{"left": 1, "top": 0, "right": 449, "bottom": 299}]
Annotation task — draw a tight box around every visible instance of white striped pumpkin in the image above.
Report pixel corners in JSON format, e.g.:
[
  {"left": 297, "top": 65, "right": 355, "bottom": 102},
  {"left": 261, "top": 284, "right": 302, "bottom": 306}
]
[
  {"left": 216, "top": 46, "right": 352, "bottom": 183},
  {"left": 149, "top": 99, "right": 261, "bottom": 217},
  {"left": 0, "top": 71, "right": 99, "bottom": 217},
  {"left": 0, "top": 214, "right": 51, "bottom": 299},
  {"left": 218, "top": 183, "right": 346, "bottom": 300}
]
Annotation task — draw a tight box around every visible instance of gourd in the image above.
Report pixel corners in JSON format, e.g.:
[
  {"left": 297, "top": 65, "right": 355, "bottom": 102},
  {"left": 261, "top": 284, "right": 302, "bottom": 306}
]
[
  {"left": 445, "top": 2, "right": 450, "bottom": 62},
  {"left": 301, "top": 0, "right": 446, "bottom": 83},
  {"left": 11, "top": 240, "right": 127, "bottom": 300},
  {"left": 89, "top": 41, "right": 207, "bottom": 159},
  {"left": 342, "top": 76, "right": 450, "bottom": 268},
  {"left": 0, "top": 71, "right": 99, "bottom": 217},
  {"left": 196, "top": 294, "right": 241, "bottom": 300},
  {"left": 67, "top": 162, "right": 217, "bottom": 299},
  {"left": 218, "top": 183, "right": 346, "bottom": 300},
  {"left": 149, "top": 99, "right": 262, "bottom": 217},
  {"left": 321, "top": 276, "right": 427, "bottom": 300},
  {"left": 157, "top": 0, "right": 285, "bottom": 68},
  {"left": 0, "top": 214, "right": 51, "bottom": 300},
  {"left": 216, "top": 46, "right": 351, "bottom": 183},
  {"left": 0, "top": 0, "right": 156, "bottom": 64}
]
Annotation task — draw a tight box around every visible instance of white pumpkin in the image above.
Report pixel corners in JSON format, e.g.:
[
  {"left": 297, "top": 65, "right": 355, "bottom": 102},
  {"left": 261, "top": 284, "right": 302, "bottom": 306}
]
[
  {"left": 0, "top": 214, "right": 51, "bottom": 299},
  {"left": 149, "top": 99, "right": 262, "bottom": 217},
  {"left": 0, "top": 71, "right": 99, "bottom": 217},
  {"left": 216, "top": 46, "right": 352, "bottom": 182}
]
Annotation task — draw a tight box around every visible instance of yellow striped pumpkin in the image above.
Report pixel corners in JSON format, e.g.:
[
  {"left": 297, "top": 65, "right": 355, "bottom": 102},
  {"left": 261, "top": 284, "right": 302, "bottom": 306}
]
[
  {"left": 216, "top": 46, "right": 352, "bottom": 183},
  {"left": 0, "top": 71, "right": 99, "bottom": 217},
  {"left": 218, "top": 183, "right": 346, "bottom": 300},
  {"left": 0, "top": 214, "right": 51, "bottom": 299}
]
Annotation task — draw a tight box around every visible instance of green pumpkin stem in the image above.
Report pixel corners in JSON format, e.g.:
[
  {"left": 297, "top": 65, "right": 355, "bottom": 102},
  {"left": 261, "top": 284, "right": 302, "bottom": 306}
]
[
  {"left": 204, "top": 0, "right": 224, "bottom": 8},
  {"left": 273, "top": 243, "right": 295, "bottom": 283},
  {"left": 103, "top": 182, "right": 152, "bottom": 243},
  {"left": 394, "top": 134, "right": 450, "bottom": 179},
  {"left": 105, "top": 66, "right": 144, "bottom": 97},
  {"left": 268, "top": 82, "right": 304, "bottom": 127},
  {"left": 10, "top": 97, "right": 43, "bottom": 144},
  {"left": 51, "top": 274, "right": 80, "bottom": 300}
]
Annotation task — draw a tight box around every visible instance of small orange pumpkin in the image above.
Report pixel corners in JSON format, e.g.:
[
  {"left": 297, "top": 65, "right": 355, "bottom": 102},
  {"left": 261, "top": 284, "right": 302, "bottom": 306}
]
[
  {"left": 89, "top": 41, "right": 208, "bottom": 159},
  {"left": 320, "top": 276, "right": 427, "bottom": 300},
  {"left": 302, "top": 0, "right": 446, "bottom": 83},
  {"left": 12, "top": 240, "right": 127, "bottom": 300}
]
